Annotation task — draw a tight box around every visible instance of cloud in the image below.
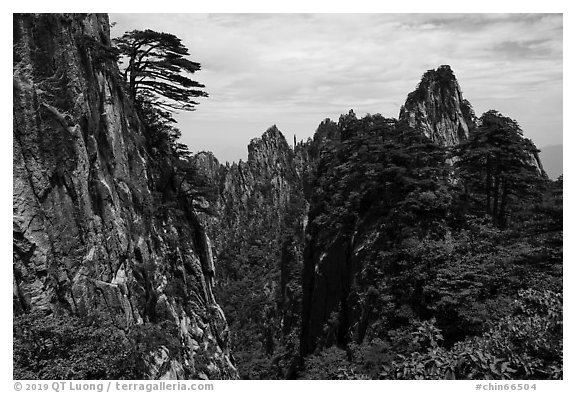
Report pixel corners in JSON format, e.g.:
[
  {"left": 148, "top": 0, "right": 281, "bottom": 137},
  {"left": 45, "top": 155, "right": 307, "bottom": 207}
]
[{"left": 110, "top": 13, "right": 562, "bottom": 162}]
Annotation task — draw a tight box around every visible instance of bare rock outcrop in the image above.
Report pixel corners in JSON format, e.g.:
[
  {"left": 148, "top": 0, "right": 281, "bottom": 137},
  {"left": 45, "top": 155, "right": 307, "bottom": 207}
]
[{"left": 399, "top": 65, "right": 476, "bottom": 146}]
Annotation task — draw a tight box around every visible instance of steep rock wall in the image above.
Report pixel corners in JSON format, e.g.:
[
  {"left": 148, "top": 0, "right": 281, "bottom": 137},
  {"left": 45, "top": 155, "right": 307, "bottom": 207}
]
[
  {"left": 192, "top": 126, "right": 306, "bottom": 378},
  {"left": 399, "top": 65, "right": 476, "bottom": 147},
  {"left": 194, "top": 126, "right": 301, "bottom": 252},
  {"left": 13, "top": 13, "right": 237, "bottom": 379}
]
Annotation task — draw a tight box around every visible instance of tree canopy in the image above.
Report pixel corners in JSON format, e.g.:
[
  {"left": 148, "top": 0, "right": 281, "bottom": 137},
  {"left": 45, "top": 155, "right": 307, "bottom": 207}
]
[
  {"left": 452, "top": 110, "right": 544, "bottom": 227},
  {"left": 113, "top": 29, "right": 207, "bottom": 114}
]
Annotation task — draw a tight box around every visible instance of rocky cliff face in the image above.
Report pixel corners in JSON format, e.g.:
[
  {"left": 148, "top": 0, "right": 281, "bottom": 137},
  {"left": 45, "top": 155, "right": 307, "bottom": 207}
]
[
  {"left": 13, "top": 13, "right": 236, "bottom": 379},
  {"left": 192, "top": 126, "right": 306, "bottom": 378},
  {"left": 194, "top": 126, "right": 301, "bottom": 251},
  {"left": 225, "top": 125, "right": 298, "bottom": 217},
  {"left": 399, "top": 65, "right": 476, "bottom": 146}
]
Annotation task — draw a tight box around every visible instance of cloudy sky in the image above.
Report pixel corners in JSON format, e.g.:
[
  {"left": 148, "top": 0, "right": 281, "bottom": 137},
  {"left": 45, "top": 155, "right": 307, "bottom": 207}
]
[{"left": 110, "top": 13, "right": 563, "bottom": 163}]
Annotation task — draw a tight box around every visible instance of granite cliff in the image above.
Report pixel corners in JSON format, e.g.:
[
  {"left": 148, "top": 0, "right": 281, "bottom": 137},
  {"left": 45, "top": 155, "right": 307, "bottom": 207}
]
[
  {"left": 191, "top": 126, "right": 306, "bottom": 378},
  {"left": 13, "top": 13, "right": 237, "bottom": 379},
  {"left": 399, "top": 65, "right": 476, "bottom": 146}
]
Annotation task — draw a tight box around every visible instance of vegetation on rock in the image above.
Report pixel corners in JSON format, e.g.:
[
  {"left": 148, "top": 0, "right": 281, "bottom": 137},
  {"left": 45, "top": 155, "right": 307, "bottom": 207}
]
[{"left": 13, "top": 16, "right": 561, "bottom": 381}]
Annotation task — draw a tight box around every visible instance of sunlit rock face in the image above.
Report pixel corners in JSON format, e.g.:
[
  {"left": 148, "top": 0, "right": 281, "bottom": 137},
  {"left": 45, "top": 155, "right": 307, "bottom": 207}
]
[
  {"left": 192, "top": 125, "right": 300, "bottom": 247},
  {"left": 192, "top": 126, "right": 303, "bottom": 286},
  {"left": 399, "top": 65, "right": 476, "bottom": 147},
  {"left": 13, "top": 13, "right": 237, "bottom": 379}
]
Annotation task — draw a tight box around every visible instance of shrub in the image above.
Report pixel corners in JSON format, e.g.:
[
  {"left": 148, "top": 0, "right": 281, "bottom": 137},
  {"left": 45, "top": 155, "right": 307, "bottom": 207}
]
[
  {"left": 13, "top": 312, "right": 183, "bottom": 380},
  {"left": 381, "top": 289, "right": 562, "bottom": 380}
]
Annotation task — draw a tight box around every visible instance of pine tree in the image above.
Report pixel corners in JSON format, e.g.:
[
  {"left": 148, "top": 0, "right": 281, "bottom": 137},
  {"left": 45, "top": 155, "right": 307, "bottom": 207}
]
[
  {"left": 113, "top": 29, "right": 207, "bottom": 115},
  {"left": 452, "top": 110, "right": 543, "bottom": 227}
]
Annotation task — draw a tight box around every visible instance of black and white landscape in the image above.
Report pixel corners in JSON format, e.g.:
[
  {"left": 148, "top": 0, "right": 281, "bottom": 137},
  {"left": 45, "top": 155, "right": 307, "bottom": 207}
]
[{"left": 13, "top": 13, "right": 562, "bottom": 380}]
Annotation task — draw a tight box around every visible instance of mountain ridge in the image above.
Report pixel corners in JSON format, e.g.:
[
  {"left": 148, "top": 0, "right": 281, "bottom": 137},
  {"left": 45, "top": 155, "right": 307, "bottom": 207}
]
[{"left": 13, "top": 14, "right": 560, "bottom": 380}]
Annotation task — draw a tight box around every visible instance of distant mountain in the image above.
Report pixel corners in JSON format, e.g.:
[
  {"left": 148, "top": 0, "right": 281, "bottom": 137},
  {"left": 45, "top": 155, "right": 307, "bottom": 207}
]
[
  {"left": 539, "top": 144, "right": 563, "bottom": 180},
  {"left": 192, "top": 126, "right": 305, "bottom": 379}
]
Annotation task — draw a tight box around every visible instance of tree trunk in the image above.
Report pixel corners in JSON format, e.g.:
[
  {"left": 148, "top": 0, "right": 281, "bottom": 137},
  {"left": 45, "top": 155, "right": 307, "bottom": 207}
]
[
  {"left": 492, "top": 174, "right": 499, "bottom": 222},
  {"left": 498, "top": 178, "right": 509, "bottom": 227},
  {"left": 485, "top": 160, "right": 492, "bottom": 216}
]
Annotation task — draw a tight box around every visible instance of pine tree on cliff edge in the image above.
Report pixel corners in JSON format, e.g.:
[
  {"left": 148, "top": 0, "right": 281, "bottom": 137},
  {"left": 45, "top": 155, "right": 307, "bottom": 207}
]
[{"left": 113, "top": 29, "right": 207, "bottom": 115}]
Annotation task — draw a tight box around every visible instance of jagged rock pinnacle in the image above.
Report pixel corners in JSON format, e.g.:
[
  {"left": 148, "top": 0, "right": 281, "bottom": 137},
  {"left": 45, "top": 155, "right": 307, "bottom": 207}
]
[{"left": 399, "top": 65, "right": 476, "bottom": 146}]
